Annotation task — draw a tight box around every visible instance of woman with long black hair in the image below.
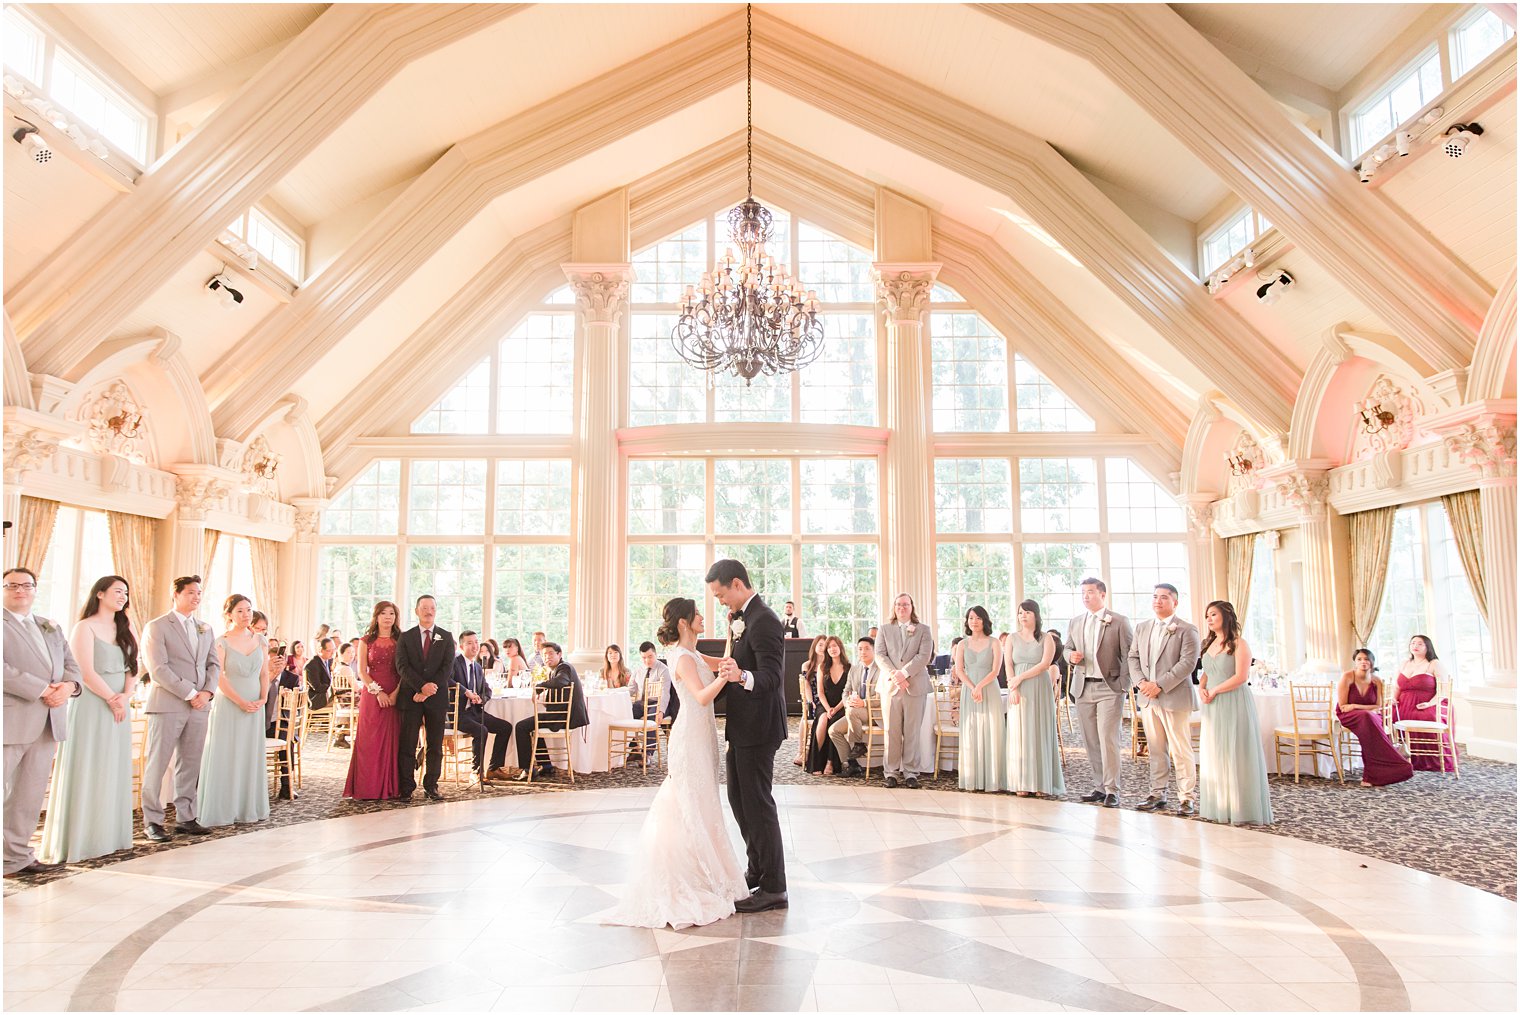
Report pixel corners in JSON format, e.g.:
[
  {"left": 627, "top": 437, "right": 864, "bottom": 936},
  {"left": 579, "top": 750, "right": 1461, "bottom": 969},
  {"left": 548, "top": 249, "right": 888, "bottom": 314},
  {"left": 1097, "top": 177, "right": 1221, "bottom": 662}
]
[
  {"left": 1197, "top": 601, "right": 1273, "bottom": 825},
  {"left": 1004, "top": 599, "right": 1065, "bottom": 798}
]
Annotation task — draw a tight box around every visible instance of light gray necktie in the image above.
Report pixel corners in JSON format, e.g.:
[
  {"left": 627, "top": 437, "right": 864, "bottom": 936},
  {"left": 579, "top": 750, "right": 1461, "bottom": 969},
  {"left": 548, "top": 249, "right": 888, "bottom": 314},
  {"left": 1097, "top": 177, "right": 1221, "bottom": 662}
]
[{"left": 21, "top": 616, "right": 49, "bottom": 663}]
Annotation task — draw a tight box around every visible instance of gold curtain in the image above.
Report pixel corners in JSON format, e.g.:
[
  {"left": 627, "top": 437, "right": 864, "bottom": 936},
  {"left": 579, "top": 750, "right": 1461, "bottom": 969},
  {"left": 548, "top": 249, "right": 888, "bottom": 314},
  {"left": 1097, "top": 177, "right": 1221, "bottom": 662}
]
[
  {"left": 15, "top": 496, "right": 60, "bottom": 575},
  {"left": 1225, "top": 533, "right": 1256, "bottom": 619},
  {"left": 249, "top": 536, "right": 280, "bottom": 632},
  {"left": 202, "top": 528, "right": 221, "bottom": 583},
  {"left": 1441, "top": 490, "right": 1488, "bottom": 622},
  {"left": 107, "top": 512, "right": 159, "bottom": 636},
  {"left": 1347, "top": 505, "right": 1397, "bottom": 649}
]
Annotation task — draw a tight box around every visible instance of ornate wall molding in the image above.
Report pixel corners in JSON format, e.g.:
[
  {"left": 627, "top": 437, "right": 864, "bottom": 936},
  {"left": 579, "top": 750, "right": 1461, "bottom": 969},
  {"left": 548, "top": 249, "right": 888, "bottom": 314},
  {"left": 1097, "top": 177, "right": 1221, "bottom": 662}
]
[
  {"left": 873, "top": 264, "right": 939, "bottom": 322},
  {"left": 562, "top": 264, "right": 632, "bottom": 326},
  {"left": 72, "top": 380, "right": 152, "bottom": 464}
]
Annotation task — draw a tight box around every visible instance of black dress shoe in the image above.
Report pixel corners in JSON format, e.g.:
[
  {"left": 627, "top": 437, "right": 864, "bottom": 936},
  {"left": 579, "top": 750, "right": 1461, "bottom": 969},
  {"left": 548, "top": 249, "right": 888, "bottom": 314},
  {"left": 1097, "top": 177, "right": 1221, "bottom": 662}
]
[
  {"left": 144, "top": 823, "right": 171, "bottom": 842},
  {"left": 536, "top": 766, "right": 556, "bottom": 779},
  {"left": 884, "top": 775, "right": 900, "bottom": 788},
  {"left": 1135, "top": 796, "right": 1168, "bottom": 812},
  {"left": 276, "top": 787, "right": 298, "bottom": 801},
  {"left": 178, "top": 820, "right": 212, "bottom": 835},
  {"left": 1178, "top": 799, "right": 1196, "bottom": 817},
  {"left": 904, "top": 776, "right": 920, "bottom": 789},
  {"left": 845, "top": 759, "right": 864, "bottom": 777},
  {"left": 5, "top": 860, "right": 63, "bottom": 877},
  {"left": 849, "top": 743, "right": 866, "bottom": 759},
  {"left": 424, "top": 789, "right": 444, "bottom": 802},
  {"left": 391, "top": 791, "right": 414, "bottom": 801},
  {"left": 1080, "top": 790, "right": 1105, "bottom": 803},
  {"left": 1103, "top": 793, "right": 1120, "bottom": 808},
  {"left": 734, "top": 890, "right": 788, "bottom": 913}
]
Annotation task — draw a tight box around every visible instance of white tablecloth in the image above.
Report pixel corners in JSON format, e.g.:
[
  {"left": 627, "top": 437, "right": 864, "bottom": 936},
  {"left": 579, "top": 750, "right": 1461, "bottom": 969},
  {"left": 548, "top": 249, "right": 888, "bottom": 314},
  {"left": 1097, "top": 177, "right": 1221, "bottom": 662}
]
[
  {"left": 1253, "top": 690, "right": 1338, "bottom": 779},
  {"left": 485, "top": 688, "right": 634, "bottom": 774},
  {"left": 912, "top": 684, "right": 1010, "bottom": 772}
]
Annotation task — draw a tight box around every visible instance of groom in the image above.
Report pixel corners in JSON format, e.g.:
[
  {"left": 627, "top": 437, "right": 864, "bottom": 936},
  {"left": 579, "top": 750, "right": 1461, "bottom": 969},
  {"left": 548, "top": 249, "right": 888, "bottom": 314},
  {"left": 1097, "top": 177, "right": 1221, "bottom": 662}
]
[{"left": 707, "top": 558, "right": 788, "bottom": 913}]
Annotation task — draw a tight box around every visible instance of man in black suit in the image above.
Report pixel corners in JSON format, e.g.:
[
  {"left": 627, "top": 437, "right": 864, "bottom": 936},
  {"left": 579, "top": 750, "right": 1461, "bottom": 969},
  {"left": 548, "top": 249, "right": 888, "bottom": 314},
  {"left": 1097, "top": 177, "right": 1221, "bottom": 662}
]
[
  {"left": 305, "top": 638, "right": 335, "bottom": 712},
  {"left": 393, "top": 595, "right": 454, "bottom": 801},
  {"left": 707, "top": 558, "right": 788, "bottom": 913},
  {"left": 452, "top": 631, "right": 515, "bottom": 778},
  {"left": 512, "top": 643, "right": 588, "bottom": 780}
]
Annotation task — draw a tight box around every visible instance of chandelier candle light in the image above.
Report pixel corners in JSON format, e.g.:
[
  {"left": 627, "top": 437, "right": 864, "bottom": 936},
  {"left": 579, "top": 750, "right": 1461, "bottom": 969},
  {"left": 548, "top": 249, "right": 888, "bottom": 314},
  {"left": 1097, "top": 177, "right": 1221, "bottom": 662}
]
[{"left": 671, "top": 4, "right": 825, "bottom": 385}]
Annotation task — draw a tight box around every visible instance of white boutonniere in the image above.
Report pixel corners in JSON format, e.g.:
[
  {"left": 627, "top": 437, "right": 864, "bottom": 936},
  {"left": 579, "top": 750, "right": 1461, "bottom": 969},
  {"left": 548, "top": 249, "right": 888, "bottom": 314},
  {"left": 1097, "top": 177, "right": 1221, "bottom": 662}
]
[
  {"left": 196, "top": 621, "right": 209, "bottom": 635},
  {"left": 731, "top": 618, "right": 746, "bottom": 639},
  {"left": 905, "top": 624, "right": 916, "bottom": 636},
  {"left": 1164, "top": 621, "right": 1178, "bottom": 635},
  {"left": 1100, "top": 613, "right": 1112, "bottom": 626}
]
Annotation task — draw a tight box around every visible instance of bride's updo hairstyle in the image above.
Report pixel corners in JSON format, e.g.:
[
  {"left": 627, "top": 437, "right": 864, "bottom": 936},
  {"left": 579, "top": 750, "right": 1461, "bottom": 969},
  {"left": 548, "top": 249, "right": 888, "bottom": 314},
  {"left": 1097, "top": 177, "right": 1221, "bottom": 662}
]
[{"left": 657, "top": 597, "right": 697, "bottom": 646}]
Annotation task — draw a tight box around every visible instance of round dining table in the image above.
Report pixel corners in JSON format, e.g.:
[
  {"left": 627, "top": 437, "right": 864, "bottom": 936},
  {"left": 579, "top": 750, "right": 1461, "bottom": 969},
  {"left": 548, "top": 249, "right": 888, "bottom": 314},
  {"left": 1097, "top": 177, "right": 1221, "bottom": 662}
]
[{"left": 484, "top": 686, "right": 635, "bottom": 774}]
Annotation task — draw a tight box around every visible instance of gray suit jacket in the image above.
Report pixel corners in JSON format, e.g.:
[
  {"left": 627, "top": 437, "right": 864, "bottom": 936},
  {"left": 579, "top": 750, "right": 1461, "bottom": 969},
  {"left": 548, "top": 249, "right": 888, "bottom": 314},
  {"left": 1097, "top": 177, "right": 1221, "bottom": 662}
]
[
  {"left": 1063, "top": 610, "right": 1134, "bottom": 697},
  {"left": 1126, "top": 617, "right": 1201, "bottom": 712},
  {"left": 3, "top": 612, "right": 81, "bottom": 745},
  {"left": 142, "top": 611, "right": 221, "bottom": 714},
  {"left": 877, "top": 622, "right": 934, "bottom": 697}
]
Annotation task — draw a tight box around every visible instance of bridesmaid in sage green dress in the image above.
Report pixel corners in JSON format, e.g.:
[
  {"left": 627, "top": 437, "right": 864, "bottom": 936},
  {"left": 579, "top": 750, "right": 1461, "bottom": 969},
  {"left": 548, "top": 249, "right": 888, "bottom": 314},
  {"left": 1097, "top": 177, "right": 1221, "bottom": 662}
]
[
  {"left": 956, "top": 606, "right": 1007, "bottom": 792},
  {"left": 40, "top": 576, "right": 136, "bottom": 863},
  {"left": 198, "top": 595, "right": 271, "bottom": 828},
  {"left": 1005, "top": 600, "right": 1066, "bottom": 798},
  {"left": 1197, "top": 601, "right": 1273, "bottom": 825}
]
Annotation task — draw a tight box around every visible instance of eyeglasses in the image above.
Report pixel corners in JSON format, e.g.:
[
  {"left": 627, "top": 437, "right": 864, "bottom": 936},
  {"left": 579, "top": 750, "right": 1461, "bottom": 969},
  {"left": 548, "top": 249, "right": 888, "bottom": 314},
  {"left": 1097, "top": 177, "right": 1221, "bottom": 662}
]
[{"left": 2, "top": 582, "right": 37, "bottom": 591}]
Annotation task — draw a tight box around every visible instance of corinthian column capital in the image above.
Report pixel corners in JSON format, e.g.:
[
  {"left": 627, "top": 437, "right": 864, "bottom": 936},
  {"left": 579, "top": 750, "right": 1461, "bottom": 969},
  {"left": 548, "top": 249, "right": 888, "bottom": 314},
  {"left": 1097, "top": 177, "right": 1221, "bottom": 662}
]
[
  {"left": 873, "top": 263, "right": 940, "bottom": 323},
  {"left": 1261, "top": 460, "right": 1334, "bottom": 519},
  {"left": 562, "top": 263, "right": 632, "bottom": 327}
]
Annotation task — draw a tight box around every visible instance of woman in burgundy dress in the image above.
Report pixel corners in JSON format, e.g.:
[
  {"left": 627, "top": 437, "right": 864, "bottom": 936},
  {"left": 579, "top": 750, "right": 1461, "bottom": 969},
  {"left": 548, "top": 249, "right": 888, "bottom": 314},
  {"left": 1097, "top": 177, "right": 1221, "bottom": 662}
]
[
  {"left": 344, "top": 601, "right": 403, "bottom": 800},
  {"left": 1395, "top": 635, "right": 1458, "bottom": 772},
  {"left": 1337, "top": 649, "right": 1412, "bottom": 787}
]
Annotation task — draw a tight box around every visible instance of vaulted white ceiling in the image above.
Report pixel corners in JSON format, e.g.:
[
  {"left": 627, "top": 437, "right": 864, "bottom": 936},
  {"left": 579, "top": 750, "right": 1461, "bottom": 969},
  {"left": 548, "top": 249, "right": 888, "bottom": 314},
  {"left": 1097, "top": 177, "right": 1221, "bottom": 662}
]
[{"left": 5, "top": 1, "right": 1510, "bottom": 478}]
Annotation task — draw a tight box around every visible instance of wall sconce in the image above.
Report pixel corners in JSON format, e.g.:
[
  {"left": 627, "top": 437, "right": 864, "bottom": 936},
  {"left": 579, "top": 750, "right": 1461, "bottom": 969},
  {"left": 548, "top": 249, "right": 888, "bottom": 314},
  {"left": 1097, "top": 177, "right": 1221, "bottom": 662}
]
[
  {"left": 105, "top": 409, "right": 144, "bottom": 441},
  {"left": 1357, "top": 397, "right": 1397, "bottom": 435},
  {"left": 251, "top": 451, "right": 281, "bottom": 480},
  {"left": 1226, "top": 451, "right": 1256, "bottom": 477}
]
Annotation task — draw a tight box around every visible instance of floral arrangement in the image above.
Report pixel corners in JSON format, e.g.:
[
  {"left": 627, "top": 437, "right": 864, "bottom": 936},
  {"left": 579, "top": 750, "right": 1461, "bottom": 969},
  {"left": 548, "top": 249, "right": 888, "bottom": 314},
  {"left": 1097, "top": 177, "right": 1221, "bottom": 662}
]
[{"left": 529, "top": 664, "right": 552, "bottom": 685}]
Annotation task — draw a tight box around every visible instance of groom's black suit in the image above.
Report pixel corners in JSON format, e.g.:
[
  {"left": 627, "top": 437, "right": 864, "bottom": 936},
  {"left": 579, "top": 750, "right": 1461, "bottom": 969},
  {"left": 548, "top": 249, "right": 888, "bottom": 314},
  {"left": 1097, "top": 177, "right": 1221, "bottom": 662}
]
[{"left": 719, "top": 593, "right": 788, "bottom": 894}]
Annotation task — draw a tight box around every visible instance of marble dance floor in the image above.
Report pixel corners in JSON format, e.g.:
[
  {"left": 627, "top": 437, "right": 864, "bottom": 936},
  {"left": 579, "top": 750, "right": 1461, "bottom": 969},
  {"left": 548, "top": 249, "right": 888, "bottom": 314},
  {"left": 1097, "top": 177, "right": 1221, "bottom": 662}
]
[{"left": 3, "top": 784, "right": 1515, "bottom": 1013}]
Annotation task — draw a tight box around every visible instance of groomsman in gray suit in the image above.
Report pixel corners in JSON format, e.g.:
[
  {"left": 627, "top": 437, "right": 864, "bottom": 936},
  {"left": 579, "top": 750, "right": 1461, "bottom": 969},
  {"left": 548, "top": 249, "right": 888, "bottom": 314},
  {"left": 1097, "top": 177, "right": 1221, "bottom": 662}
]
[
  {"left": 1064, "top": 577, "right": 1133, "bottom": 808},
  {"left": 877, "top": 593, "right": 935, "bottom": 789},
  {"left": 141, "top": 575, "right": 221, "bottom": 841},
  {"left": 3, "top": 567, "right": 80, "bottom": 876},
  {"left": 1127, "top": 584, "right": 1202, "bottom": 816}
]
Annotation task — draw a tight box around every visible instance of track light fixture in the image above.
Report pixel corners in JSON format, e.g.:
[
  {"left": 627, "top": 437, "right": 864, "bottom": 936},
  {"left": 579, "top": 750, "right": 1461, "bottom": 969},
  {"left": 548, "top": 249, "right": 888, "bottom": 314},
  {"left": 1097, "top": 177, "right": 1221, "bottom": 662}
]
[
  {"left": 1357, "top": 164, "right": 1374, "bottom": 184},
  {"left": 1394, "top": 131, "right": 1414, "bottom": 157},
  {"left": 11, "top": 119, "right": 50, "bottom": 164},
  {"left": 1255, "top": 271, "right": 1294, "bottom": 305},
  {"left": 1441, "top": 122, "right": 1483, "bottom": 158},
  {"left": 206, "top": 271, "right": 244, "bottom": 308}
]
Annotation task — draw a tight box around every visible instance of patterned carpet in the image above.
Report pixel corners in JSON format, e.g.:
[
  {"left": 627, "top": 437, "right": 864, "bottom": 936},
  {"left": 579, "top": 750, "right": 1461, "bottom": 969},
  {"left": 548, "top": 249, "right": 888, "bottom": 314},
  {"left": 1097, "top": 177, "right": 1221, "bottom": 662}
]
[{"left": 8, "top": 715, "right": 1515, "bottom": 900}]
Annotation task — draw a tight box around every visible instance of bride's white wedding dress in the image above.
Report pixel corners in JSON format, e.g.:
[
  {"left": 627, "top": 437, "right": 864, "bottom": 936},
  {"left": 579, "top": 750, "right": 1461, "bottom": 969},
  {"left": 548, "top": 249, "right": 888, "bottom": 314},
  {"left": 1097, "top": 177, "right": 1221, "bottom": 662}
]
[{"left": 605, "top": 645, "right": 749, "bottom": 929}]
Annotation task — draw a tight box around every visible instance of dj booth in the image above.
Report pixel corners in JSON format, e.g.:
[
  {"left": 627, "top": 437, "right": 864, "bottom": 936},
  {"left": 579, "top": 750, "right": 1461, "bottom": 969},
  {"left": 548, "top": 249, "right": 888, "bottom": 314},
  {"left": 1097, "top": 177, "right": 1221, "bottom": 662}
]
[{"left": 695, "top": 637, "right": 814, "bottom": 716}]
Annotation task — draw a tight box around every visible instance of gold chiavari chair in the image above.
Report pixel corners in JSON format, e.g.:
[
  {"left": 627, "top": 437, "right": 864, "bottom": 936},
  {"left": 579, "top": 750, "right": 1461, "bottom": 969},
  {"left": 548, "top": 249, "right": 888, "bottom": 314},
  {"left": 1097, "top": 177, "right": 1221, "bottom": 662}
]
[
  {"left": 528, "top": 687, "right": 574, "bottom": 784},
  {"left": 859, "top": 691, "right": 887, "bottom": 779},
  {"left": 1127, "top": 686, "right": 1149, "bottom": 760},
  {"left": 1393, "top": 677, "right": 1460, "bottom": 777},
  {"left": 608, "top": 675, "right": 662, "bottom": 773},
  {"left": 1273, "top": 683, "right": 1343, "bottom": 784},
  {"left": 327, "top": 667, "right": 359, "bottom": 752},
  {"left": 266, "top": 688, "right": 301, "bottom": 794},
  {"left": 440, "top": 684, "right": 477, "bottom": 786},
  {"left": 931, "top": 681, "right": 960, "bottom": 781}
]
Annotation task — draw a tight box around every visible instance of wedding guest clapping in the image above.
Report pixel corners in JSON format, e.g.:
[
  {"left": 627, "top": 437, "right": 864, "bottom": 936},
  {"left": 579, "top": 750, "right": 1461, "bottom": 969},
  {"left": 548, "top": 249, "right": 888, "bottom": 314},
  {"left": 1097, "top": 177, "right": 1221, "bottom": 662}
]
[
  {"left": 198, "top": 595, "right": 270, "bottom": 828},
  {"left": 40, "top": 576, "right": 132, "bottom": 864}
]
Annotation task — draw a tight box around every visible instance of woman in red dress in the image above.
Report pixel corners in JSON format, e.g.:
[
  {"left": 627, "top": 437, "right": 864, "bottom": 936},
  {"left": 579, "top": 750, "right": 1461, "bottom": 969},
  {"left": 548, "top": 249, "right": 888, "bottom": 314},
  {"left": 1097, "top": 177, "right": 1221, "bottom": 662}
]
[
  {"left": 1394, "top": 635, "right": 1458, "bottom": 772},
  {"left": 1336, "top": 649, "right": 1412, "bottom": 787},
  {"left": 344, "top": 601, "right": 403, "bottom": 800}
]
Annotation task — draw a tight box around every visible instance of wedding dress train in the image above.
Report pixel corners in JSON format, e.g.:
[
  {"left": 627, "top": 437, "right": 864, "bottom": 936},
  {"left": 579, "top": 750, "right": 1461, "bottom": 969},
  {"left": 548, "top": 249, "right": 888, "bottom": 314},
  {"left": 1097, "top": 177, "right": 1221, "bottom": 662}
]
[{"left": 605, "top": 645, "right": 750, "bottom": 929}]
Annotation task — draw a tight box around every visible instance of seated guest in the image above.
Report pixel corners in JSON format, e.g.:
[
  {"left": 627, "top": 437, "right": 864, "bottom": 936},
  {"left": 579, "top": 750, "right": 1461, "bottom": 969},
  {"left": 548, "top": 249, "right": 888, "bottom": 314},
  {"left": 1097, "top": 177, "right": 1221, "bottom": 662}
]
[
  {"left": 478, "top": 639, "right": 498, "bottom": 674},
  {"left": 263, "top": 645, "right": 285, "bottom": 730},
  {"left": 795, "top": 635, "right": 827, "bottom": 766},
  {"left": 829, "top": 636, "right": 878, "bottom": 776},
  {"left": 807, "top": 637, "right": 851, "bottom": 775},
  {"left": 955, "top": 607, "right": 1007, "bottom": 792},
  {"left": 631, "top": 642, "right": 670, "bottom": 755},
  {"left": 199, "top": 595, "right": 271, "bottom": 828},
  {"left": 452, "top": 632, "right": 514, "bottom": 779},
  {"left": 282, "top": 640, "right": 305, "bottom": 689},
  {"left": 500, "top": 637, "right": 528, "bottom": 686},
  {"left": 40, "top": 576, "right": 136, "bottom": 864},
  {"left": 512, "top": 643, "right": 588, "bottom": 780},
  {"left": 1338, "top": 649, "right": 1412, "bottom": 787},
  {"left": 305, "top": 638, "right": 335, "bottom": 712},
  {"left": 655, "top": 650, "right": 681, "bottom": 727},
  {"left": 526, "top": 631, "right": 547, "bottom": 670},
  {"left": 1395, "top": 635, "right": 1457, "bottom": 771},
  {"left": 1197, "top": 601, "right": 1273, "bottom": 825},
  {"left": 603, "top": 644, "right": 632, "bottom": 690},
  {"left": 333, "top": 642, "right": 358, "bottom": 714}
]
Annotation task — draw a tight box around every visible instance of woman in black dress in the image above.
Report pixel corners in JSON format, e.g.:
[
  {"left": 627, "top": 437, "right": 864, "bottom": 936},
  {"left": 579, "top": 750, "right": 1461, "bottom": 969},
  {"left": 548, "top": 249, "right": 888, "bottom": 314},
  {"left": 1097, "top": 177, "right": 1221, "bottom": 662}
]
[{"left": 807, "top": 636, "right": 852, "bottom": 775}]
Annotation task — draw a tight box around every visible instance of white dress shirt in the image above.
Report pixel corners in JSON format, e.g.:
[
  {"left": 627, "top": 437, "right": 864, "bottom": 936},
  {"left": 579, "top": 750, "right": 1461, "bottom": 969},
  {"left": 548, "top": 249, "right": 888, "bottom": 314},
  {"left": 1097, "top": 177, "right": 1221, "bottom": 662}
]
[{"left": 734, "top": 591, "right": 758, "bottom": 692}]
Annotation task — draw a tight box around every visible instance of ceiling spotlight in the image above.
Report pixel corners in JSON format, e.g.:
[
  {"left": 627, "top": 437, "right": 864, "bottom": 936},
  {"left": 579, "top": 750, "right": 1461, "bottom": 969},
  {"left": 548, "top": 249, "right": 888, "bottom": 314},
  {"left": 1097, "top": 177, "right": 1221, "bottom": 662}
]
[
  {"left": 1441, "top": 122, "right": 1483, "bottom": 158},
  {"left": 1242, "top": 247, "right": 1256, "bottom": 269},
  {"left": 1256, "top": 271, "right": 1294, "bottom": 305},
  {"left": 206, "top": 272, "right": 244, "bottom": 308},
  {"left": 1394, "top": 131, "right": 1414, "bottom": 157},
  {"left": 11, "top": 120, "right": 50, "bottom": 164},
  {"left": 1358, "top": 164, "right": 1374, "bottom": 183},
  {"left": 1420, "top": 107, "right": 1445, "bottom": 126},
  {"left": 85, "top": 137, "right": 108, "bottom": 159}
]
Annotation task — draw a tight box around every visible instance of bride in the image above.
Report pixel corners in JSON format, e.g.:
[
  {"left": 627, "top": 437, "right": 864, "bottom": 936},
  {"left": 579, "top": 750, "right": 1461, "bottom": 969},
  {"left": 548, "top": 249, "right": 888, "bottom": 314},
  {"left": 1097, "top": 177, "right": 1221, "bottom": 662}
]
[{"left": 605, "top": 596, "right": 749, "bottom": 928}]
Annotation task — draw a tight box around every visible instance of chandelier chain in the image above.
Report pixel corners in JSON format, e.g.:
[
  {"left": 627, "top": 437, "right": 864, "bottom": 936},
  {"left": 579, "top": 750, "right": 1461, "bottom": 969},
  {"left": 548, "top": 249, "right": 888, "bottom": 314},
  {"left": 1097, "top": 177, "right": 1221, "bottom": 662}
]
[{"left": 746, "top": 2, "right": 753, "bottom": 197}]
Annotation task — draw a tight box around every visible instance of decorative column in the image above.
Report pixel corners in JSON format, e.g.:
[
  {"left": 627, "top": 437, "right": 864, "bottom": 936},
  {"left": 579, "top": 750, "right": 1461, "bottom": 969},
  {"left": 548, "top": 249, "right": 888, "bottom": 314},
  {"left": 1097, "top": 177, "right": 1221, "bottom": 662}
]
[
  {"left": 874, "top": 263, "right": 939, "bottom": 610},
  {"left": 278, "top": 498, "right": 324, "bottom": 646},
  {"left": 564, "top": 264, "right": 630, "bottom": 672},
  {"left": 1442, "top": 409, "right": 1517, "bottom": 761},
  {"left": 168, "top": 469, "right": 230, "bottom": 580},
  {"left": 1, "top": 413, "right": 67, "bottom": 533},
  {"left": 1184, "top": 495, "right": 1223, "bottom": 610},
  {"left": 1267, "top": 462, "right": 1347, "bottom": 675}
]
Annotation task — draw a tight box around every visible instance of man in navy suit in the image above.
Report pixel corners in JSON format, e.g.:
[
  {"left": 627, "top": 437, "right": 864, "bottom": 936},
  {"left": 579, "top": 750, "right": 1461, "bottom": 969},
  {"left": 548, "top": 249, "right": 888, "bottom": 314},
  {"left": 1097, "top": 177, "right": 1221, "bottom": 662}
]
[{"left": 452, "top": 631, "right": 514, "bottom": 778}]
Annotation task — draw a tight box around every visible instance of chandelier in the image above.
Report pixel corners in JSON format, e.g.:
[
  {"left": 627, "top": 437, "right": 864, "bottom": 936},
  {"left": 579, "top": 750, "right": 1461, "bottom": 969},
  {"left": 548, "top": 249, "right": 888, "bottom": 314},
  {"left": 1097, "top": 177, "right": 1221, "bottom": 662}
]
[{"left": 671, "top": 3, "right": 824, "bottom": 385}]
